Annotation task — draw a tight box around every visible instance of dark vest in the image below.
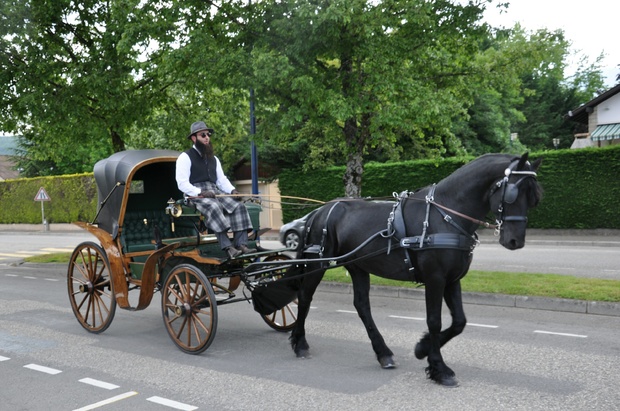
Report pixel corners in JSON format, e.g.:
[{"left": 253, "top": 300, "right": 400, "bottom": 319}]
[{"left": 186, "top": 148, "right": 217, "bottom": 184}]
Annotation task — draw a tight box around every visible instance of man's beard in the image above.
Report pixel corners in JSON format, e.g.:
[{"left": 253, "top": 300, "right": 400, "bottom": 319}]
[{"left": 195, "top": 140, "right": 214, "bottom": 159}]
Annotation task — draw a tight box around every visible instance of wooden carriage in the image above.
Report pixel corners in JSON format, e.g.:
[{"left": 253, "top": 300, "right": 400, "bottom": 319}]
[{"left": 68, "top": 150, "right": 297, "bottom": 354}]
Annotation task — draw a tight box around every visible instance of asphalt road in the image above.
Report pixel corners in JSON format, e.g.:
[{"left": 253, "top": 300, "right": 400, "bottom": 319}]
[{"left": 1, "top": 262, "right": 619, "bottom": 410}]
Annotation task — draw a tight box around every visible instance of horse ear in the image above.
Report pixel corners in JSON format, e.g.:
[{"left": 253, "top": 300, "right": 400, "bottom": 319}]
[
  {"left": 517, "top": 152, "right": 529, "bottom": 169},
  {"left": 531, "top": 157, "right": 542, "bottom": 172}
]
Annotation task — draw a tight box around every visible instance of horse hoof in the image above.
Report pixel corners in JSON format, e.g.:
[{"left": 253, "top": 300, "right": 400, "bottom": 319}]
[
  {"left": 438, "top": 376, "right": 459, "bottom": 388},
  {"left": 379, "top": 356, "right": 397, "bottom": 369},
  {"left": 296, "top": 349, "right": 311, "bottom": 359}
]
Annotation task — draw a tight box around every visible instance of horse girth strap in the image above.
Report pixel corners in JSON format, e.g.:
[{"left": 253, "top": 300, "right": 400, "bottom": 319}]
[{"left": 400, "top": 233, "right": 478, "bottom": 251}]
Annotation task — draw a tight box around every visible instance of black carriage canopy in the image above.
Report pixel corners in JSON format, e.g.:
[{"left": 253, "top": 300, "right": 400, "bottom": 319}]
[{"left": 93, "top": 149, "right": 182, "bottom": 239}]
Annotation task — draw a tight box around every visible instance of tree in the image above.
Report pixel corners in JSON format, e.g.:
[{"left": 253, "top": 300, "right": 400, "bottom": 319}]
[
  {"left": 0, "top": 0, "right": 183, "bottom": 175},
  {"left": 234, "top": 0, "right": 491, "bottom": 197}
]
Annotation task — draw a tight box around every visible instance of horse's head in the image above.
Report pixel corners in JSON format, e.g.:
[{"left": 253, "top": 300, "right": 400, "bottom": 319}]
[{"left": 488, "top": 153, "right": 543, "bottom": 250}]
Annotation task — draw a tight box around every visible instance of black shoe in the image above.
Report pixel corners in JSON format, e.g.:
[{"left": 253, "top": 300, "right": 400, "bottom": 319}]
[
  {"left": 238, "top": 245, "right": 257, "bottom": 254},
  {"left": 226, "top": 246, "right": 242, "bottom": 259}
]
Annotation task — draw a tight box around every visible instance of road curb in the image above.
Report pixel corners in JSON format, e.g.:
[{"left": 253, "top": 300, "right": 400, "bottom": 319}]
[{"left": 317, "top": 282, "right": 620, "bottom": 317}]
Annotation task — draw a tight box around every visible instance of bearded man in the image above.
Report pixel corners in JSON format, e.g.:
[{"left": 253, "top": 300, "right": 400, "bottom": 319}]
[{"left": 175, "top": 121, "right": 256, "bottom": 258}]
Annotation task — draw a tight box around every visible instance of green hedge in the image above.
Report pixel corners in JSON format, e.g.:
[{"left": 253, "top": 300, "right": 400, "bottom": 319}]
[
  {"left": 278, "top": 146, "right": 620, "bottom": 229},
  {"left": 1, "top": 146, "right": 619, "bottom": 229},
  {"left": 0, "top": 173, "right": 97, "bottom": 224}
]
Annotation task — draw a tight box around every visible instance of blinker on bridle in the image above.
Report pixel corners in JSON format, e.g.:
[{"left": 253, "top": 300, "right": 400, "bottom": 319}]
[{"left": 491, "top": 163, "right": 538, "bottom": 233}]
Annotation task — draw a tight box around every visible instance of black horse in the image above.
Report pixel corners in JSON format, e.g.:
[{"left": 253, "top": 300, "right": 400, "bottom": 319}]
[{"left": 287, "top": 153, "right": 542, "bottom": 386}]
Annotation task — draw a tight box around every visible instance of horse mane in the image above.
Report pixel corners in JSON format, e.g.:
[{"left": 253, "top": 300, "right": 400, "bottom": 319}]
[
  {"left": 439, "top": 153, "right": 542, "bottom": 207},
  {"left": 439, "top": 154, "right": 515, "bottom": 189}
]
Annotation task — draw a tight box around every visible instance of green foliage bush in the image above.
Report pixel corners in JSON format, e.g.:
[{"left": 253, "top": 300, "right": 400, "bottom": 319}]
[
  {"left": 0, "top": 173, "right": 97, "bottom": 224},
  {"left": 1, "top": 146, "right": 619, "bottom": 229},
  {"left": 279, "top": 146, "right": 620, "bottom": 229}
]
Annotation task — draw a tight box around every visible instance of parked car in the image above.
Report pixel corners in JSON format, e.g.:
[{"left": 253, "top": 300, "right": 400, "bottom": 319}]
[{"left": 279, "top": 210, "right": 316, "bottom": 251}]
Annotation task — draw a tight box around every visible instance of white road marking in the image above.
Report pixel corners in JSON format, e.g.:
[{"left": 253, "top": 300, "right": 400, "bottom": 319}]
[
  {"left": 337, "top": 310, "right": 357, "bottom": 314},
  {"left": 42, "top": 247, "right": 75, "bottom": 252},
  {"left": 147, "top": 396, "right": 198, "bottom": 411},
  {"left": 534, "top": 330, "right": 587, "bottom": 338},
  {"left": 0, "top": 252, "right": 34, "bottom": 257},
  {"left": 73, "top": 391, "right": 138, "bottom": 411},
  {"left": 44, "top": 278, "right": 60, "bottom": 282},
  {"left": 0, "top": 355, "right": 10, "bottom": 361},
  {"left": 468, "top": 322, "right": 499, "bottom": 329},
  {"left": 23, "top": 276, "right": 37, "bottom": 280},
  {"left": 389, "top": 315, "right": 425, "bottom": 321},
  {"left": 388, "top": 315, "right": 498, "bottom": 328},
  {"left": 24, "top": 363, "right": 62, "bottom": 374},
  {"left": 78, "top": 378, "right": 120, "bottom": 390},
  {"left": 5, "top": 274, "right": 18, "bottom": 277}
]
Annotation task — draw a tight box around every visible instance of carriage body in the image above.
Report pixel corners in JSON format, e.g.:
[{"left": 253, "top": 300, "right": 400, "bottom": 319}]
[{"left": 67, "top": 150, "right": 296, "bottom": 354}]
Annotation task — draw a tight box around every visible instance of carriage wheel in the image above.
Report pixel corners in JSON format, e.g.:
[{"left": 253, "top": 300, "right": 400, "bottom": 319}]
[
  {"left": 67, "top": 242, "right": 116, "bottom": 334},
  {"left": 260, "top": 254, "right": 298, "bottom": 332},
  {"left": 161, "top": 264, "right": 218, "bottom": 354}
]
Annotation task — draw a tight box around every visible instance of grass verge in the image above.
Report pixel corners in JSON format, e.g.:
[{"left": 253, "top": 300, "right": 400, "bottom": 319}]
[
  {"left": 25, "top": 253, "right": 620, "bottom": 302},
  {"left": 323, "top": 267, "right": 620, "bottom": 302}
]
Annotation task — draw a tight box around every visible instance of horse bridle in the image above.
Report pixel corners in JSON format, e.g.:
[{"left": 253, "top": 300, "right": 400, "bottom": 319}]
[{"left": 489, "top": 161, "right": 538, "bottom": 233}]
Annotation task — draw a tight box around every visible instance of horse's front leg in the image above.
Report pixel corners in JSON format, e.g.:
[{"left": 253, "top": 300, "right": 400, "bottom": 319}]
[
  {"left": 348, "top": 266, "right": 396, "bottom": 369},
  {"left": 415, "top": 276, "right": 458, "bottom": 387},
  {"left": 415, "top": 280, "right": 467, "bottom": 359},
  {"left": 289, "top": 265, "right": 325, "bottom": 359}
]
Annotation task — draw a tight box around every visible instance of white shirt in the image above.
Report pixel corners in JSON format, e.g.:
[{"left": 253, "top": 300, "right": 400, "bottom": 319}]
[{"left": 175, "top": 147, "right": 235, "bottom": 196}]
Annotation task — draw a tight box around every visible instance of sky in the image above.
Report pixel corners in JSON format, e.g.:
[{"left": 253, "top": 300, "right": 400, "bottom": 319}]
[{"left": 483, "top": 0, "right": 618, "bottom": 88}]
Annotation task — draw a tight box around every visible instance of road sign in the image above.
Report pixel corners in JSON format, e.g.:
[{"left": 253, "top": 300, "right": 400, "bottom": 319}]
[{"left": 34, "top": 187, "right": 51, "bottom": 202}]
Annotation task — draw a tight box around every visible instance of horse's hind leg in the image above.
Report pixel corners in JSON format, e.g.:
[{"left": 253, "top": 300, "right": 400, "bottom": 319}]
[
  {"left": 289, "top": 264, "right": 325, "bottom": 359},
  {"left": 348, "top": 266, "right": 396, "bottom": 369}
]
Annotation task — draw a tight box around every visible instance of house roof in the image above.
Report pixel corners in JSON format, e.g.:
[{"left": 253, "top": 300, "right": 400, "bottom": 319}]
[
  {"left": 0, "top": 136, "right": 19, "bottom": 180},
  {"left": 0, "top": 136, "right": 18, "bottom": 155},
  {"left": 566, "top": 83, "right": 620, "bottom": 125}
]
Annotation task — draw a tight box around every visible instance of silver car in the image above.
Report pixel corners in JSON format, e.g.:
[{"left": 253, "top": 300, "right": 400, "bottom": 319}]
[{"left": 279, "top": 211, "right": 315, "bottom": 251}]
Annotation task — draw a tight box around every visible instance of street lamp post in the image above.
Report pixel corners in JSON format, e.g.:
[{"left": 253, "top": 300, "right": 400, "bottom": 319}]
[
  {"left": 250, "top": 88, "right": 258, "bottom": 195},
  {"left": 552, "top": 138, "right": 560, "bottom": 149}
]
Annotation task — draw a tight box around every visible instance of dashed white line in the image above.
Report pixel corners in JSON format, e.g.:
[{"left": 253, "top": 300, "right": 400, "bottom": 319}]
[
  {"left": 0, "top": 355, "right": 10, "bottom": 361},
  {"left": 468, "top": 323, "right": 499, "bottom": 329},
  {"left": 147, "top": 396, "right": 198, "bottom": 411},
  {"left": 534, "top": 330, "right": 587, "bottom": 338},
  {"left": 42, "top": 247, "right": 75, "bottom": 252},
  {"left": 337, "top": 310, "right": 357, "bottom": 314},
  {"left": 73, "top": 391, "right": 138, "bottom": 411},
  {"left": 389, "top": 315, "right": 425, "bottom": 321},
  {"left": 79, "top": 377, "right": 120, "bottom": 390},
  {"left": 388, "top": 315, "right": 498, "bottom": 328},
  {"left": 24, "top": 363, "right": 62, "bottom": 375}
]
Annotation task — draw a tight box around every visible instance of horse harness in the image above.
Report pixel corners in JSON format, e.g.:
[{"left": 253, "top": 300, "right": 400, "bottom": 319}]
[
  {"left": 385, "top": 159, "right": 538, "bottom": 279},
  {"left": 302, "top": 159, "right": 538, "bottom": 283}
]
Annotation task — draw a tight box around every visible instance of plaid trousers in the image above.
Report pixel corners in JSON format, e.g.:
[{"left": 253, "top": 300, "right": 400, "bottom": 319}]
[{"left": 190, "top": 181, "right": 253, "bottom": 234}]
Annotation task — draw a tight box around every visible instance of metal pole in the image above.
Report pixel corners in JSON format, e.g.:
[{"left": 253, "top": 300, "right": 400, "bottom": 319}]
[
  {"left": 249, "top": 0, "right": 259, "bottom": 196},
  {"left": 250, "top": 88, "right": 258, "bottom": 195}
]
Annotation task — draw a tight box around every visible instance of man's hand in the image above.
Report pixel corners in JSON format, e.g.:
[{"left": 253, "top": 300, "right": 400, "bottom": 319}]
[
  {"left": 231, "top": 189, "right": 242, "bottom": 201},
  {"left": 200, "top": 190, "right": 216, "bottom": 198}
]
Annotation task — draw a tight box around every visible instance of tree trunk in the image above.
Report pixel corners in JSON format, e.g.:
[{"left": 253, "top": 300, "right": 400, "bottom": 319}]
[
  {"left": 342, "top": 117, "right": 364, "bottom": 198},
  {"left": 343, "top": 150, "right": 364, "bottom": 198},
  {"left": 110, "top": 129, "right": 125, "bottom": 153}
]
